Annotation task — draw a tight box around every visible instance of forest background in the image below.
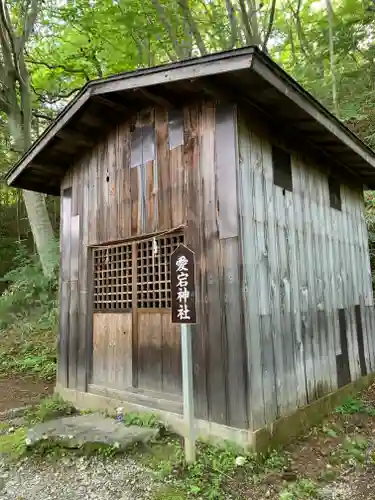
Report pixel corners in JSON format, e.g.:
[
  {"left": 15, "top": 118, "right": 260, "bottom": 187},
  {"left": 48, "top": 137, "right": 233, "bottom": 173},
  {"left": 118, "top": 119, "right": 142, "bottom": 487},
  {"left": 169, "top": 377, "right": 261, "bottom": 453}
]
[{"left": 0, "top": 0, "right": 373, "bottom": 380}]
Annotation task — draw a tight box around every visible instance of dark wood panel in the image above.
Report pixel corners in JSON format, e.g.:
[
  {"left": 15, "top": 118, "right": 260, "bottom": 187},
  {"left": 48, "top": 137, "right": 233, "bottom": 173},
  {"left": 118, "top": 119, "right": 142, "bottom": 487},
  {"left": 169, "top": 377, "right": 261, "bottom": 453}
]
[
  {"left": 337, "top": 308, "right": 351, "bottom": 388},
  {"left": 161, "top": 314, "right": 182, "bottom": 395},
  {"left": 137, "top": 312, "right": 163, "bottom": 392},
  {"left": 355, "top": 304, "right": 367, "bottom": 377},
  {"left": 92, "top": 313, "right": 132, "bottom": 389}
]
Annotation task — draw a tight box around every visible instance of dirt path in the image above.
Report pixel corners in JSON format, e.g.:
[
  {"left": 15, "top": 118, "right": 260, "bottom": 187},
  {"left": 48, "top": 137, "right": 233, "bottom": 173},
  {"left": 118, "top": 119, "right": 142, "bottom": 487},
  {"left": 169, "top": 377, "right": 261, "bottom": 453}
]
[{"left": 0, "top": 376, "right": 53, "bottom": 412}]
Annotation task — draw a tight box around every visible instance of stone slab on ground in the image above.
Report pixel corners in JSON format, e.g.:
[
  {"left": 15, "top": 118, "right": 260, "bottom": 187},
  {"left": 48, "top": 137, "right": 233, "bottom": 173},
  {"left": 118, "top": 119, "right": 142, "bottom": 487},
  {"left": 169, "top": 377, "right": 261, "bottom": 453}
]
[{"left": 26, "top": 414, "right": 159, "bottom": 450}]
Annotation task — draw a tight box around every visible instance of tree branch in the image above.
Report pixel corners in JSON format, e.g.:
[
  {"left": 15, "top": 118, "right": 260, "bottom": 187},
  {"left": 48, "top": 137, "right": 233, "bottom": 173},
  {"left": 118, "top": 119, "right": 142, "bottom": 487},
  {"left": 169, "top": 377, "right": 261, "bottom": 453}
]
[
  {"left": 225, "top": 0, "right": 240, "bottom": 49},
  {"left": 262, "top": 0, "right": 276, "bottom": 52},
  {"left": 91, "top": 52, "right": 103, "bottom": 78},
  {"left": 151, "top": 0, "right": 185, "bottom": 59},
  {"left": 31, "top": 85, "right": 81, "bottom": 103},
  {"left": 0, "top": 1, "right": 20, "bottom": 74},
  {"left": 178, "top": 0, "right": 207, "bottom": 55},
  {"left": 20, "top": 0, "right": 38, "bottom": 53},
  {"left": 247, "top": 0, "right": 261, "bottom": 46},
  {"left": 33, "top": 111, "right": 53, "bottom": 121},
  {"left": 238, "top": 0, "right": 253, "bottom": 44},
  {"left": 0, "top": 1, "right": 13, "bottom": 67},
  {"left": 26, "top": 57, "right": 91, "bottom": 81}
]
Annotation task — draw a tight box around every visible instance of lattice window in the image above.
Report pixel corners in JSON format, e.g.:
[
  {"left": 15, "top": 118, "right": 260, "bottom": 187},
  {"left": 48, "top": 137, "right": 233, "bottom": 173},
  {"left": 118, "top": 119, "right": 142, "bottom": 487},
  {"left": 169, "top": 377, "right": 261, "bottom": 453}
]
[
  {"left": 93, "top": 243, "right": 133, "bottom": 311},
  {"left": 136, "top": 233, "right": 184, "bottom": 308}
]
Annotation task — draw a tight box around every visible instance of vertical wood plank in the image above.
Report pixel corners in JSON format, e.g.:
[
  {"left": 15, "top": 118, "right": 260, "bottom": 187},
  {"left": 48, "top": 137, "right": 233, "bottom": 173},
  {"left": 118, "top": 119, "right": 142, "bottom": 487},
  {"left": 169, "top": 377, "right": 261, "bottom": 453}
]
[
  {"left": 170, "top": 146, "right": 184, "bottom": 227},
  {"left": 221, "top": 237, "right": 248, "bottom": 428},
  {"left": 161, "top": 314, "right": 182, "bottom": 395},
  {"left": 156, "top": 107, "right": 171, "bottom": 231},
  {"left": 58, "top": 187, "right": 72, "bottom": 388},
  {"left": 77, "top": 160, "right": 89, "bottom": 391},
  {"left": 130, "top": 165, "right": 138, "bottom": 236},
  {"left": 201, "top": 101, "right": 228, "bottom": 425},
  {"left": 68, "top": 214, "right": 80, "bottom": 390},
  {"left": 58, "top": 280, "right": 70, "bottom": 388},
  {"left": 291, "top": 159, "right": 309, "bottom": 405},
  {"left": 132, "top": 243, "right": 138, "bottom": 388},
  {"left": 263, "top": 142, "right": 285, "bottom": 418},
  {"left": 137, "top": 312, "right": 163, "bottom": 392},
  {"left": 299, "top": 159, "right": 317, "bottom": 403},
  {"left": 70, "top": 215, "right": 80, "bottom": 282},
  {"left": 118, "top": 121, "right": 132, "bottom": 239},
  {"left": 184, "top": 103, "right": 209, "bottom": 421},
  {"left": 238, "top": 115, "right": 266, "bottom": 429},
  {"left": 254, "top": 135, "right": 278, "bottom": 424},
  {"left": 68, "top": 280, "right": 79, "bottom": 389},
  {"left": 286, "top": 172, "right": 307, "bottom": 407},
  {"left": 215, "top": 103, "right": 239, "bottom": 239},
  {"left": 145, "top": 160, "right": 154, "bottom": 233}
]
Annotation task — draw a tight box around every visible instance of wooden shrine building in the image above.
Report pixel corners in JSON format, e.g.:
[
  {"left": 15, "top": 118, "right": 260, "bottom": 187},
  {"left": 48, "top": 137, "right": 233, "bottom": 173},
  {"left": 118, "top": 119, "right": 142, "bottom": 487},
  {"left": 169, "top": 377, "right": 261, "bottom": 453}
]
[{"left": 6, "top": 46, "right": 375, "bottom": 447}]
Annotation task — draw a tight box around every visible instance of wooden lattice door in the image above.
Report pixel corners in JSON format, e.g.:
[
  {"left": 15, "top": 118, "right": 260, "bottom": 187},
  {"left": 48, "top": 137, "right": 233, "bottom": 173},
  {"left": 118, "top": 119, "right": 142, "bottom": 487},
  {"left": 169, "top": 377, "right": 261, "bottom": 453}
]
[
  {"left": 90, "top": 232, "right": 183, "bottom": 396},
  {"left": 91, "top": 242, "right": 133, "bottom": 389},
  {"left": 134, "top": 233, "right": 183, "bottom": 395}
]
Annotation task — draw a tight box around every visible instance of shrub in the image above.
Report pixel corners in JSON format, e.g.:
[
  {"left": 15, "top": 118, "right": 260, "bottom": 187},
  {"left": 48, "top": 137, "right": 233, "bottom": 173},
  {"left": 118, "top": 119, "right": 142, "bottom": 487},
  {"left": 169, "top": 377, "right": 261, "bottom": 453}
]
[{"left": 0, "top": 244, "right": 58, "bottom": 379}]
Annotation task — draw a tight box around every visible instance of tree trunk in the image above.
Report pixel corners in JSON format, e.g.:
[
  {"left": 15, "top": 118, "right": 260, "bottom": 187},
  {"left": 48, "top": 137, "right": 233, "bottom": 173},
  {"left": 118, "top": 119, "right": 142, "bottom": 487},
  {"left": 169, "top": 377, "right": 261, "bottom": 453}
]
[
  {"left": 326, "top": 0, "right": 339, "bottom": 116},
  {"left": 8, "top": 109, "right": 57, "bottom": 278},
  {"left": 22, "top": 190, "right": 58, "bottom": 277}
]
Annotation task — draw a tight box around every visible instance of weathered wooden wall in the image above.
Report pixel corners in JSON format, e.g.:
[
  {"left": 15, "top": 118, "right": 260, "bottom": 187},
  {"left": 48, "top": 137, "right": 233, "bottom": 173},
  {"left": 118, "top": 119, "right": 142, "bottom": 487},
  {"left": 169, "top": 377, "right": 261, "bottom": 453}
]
[
  {"left": 237, "top": 112, "right": 375, "bottom": 431},
  {"left": 58, "top": 96, "right": 373, "bottom": 433},
  {"left": 58, "top": 101, "right": 249, "bottom": 429}
]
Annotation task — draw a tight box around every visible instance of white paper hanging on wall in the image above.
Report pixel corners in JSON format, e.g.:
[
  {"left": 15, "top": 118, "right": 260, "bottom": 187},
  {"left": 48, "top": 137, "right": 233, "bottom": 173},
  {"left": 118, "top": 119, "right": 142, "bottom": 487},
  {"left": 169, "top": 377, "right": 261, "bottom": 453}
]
[
  {"left": 130, "top": 126, "right": 142, "bottom": 168},
  {"left": 130, "top": 124, "right": 155, "bottom": 168},
  {"left": 168, "top": 109, "right": 184, "bottom": 150},
  {"left": 142, "top": 124, "right": 155, "bottom": 163}
]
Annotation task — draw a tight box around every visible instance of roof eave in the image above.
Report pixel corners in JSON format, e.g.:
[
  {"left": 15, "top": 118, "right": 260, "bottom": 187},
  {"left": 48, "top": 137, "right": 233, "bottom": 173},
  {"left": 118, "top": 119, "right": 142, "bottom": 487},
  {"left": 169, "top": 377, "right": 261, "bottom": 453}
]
[
  {"left": 6, "top": 48, "right": 256, "bottom": 188},
  {"left": 251, "top": 53, "right": 375, "bottom": 172}
]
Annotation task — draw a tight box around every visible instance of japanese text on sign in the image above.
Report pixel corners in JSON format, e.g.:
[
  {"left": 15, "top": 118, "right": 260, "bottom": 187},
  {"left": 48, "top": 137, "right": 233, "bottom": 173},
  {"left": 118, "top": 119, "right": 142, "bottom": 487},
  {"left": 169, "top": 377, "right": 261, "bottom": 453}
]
[
  {"left": 176, "top": 255, "right": 190, "bottom": 320},
  {"left": 171, "top": 244, "right": 196, "bottom": 324}
]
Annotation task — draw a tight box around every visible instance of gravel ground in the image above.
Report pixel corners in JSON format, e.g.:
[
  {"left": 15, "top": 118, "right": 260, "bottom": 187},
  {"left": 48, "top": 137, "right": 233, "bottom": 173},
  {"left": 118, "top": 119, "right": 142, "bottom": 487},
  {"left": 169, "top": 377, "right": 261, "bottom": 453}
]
[
  {"left": 318, "top": 468, "right": 375, "bottom": 500},
  {"left": 0, "top": 455, "right": 157, "bottom": 500}
]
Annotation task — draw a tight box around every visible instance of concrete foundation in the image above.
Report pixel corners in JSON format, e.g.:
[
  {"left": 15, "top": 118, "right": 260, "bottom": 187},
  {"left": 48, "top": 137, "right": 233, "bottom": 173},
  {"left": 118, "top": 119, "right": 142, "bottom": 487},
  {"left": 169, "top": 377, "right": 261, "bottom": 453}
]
[{"left": 56, "top": 372, "right": 375, "bottom": 453}]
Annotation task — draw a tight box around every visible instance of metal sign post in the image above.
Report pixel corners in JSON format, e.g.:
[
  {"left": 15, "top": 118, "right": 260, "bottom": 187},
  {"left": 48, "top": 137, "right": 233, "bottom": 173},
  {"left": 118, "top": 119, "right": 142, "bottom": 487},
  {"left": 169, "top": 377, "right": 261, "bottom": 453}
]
[{"left": 171, "top": 244, "right": 197, "bottom": 464}]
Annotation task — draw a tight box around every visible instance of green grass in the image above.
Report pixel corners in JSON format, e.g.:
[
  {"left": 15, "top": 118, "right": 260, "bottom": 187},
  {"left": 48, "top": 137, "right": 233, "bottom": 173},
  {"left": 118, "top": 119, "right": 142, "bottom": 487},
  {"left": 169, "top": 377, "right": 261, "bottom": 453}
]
[
  {"left": 335, "top": 397, "right": 375, "bottom": 416},
  {"left": 0, "top": 428, "right": 28, "bottom": 461},
  {"left": 329, "top": 435, "right": 369, "bottom": 467},
  {"left": 279, "top": 479, "right": 318, "bottom": 500},
  {"left": 24, "top": 394, "right": 76, "bottom": 425},
  {"left": 152, "top": 487, "right": 187, "bottom": 500},
  {"left": 138, "top": 436, "right": 287, "bottom": 500}
]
